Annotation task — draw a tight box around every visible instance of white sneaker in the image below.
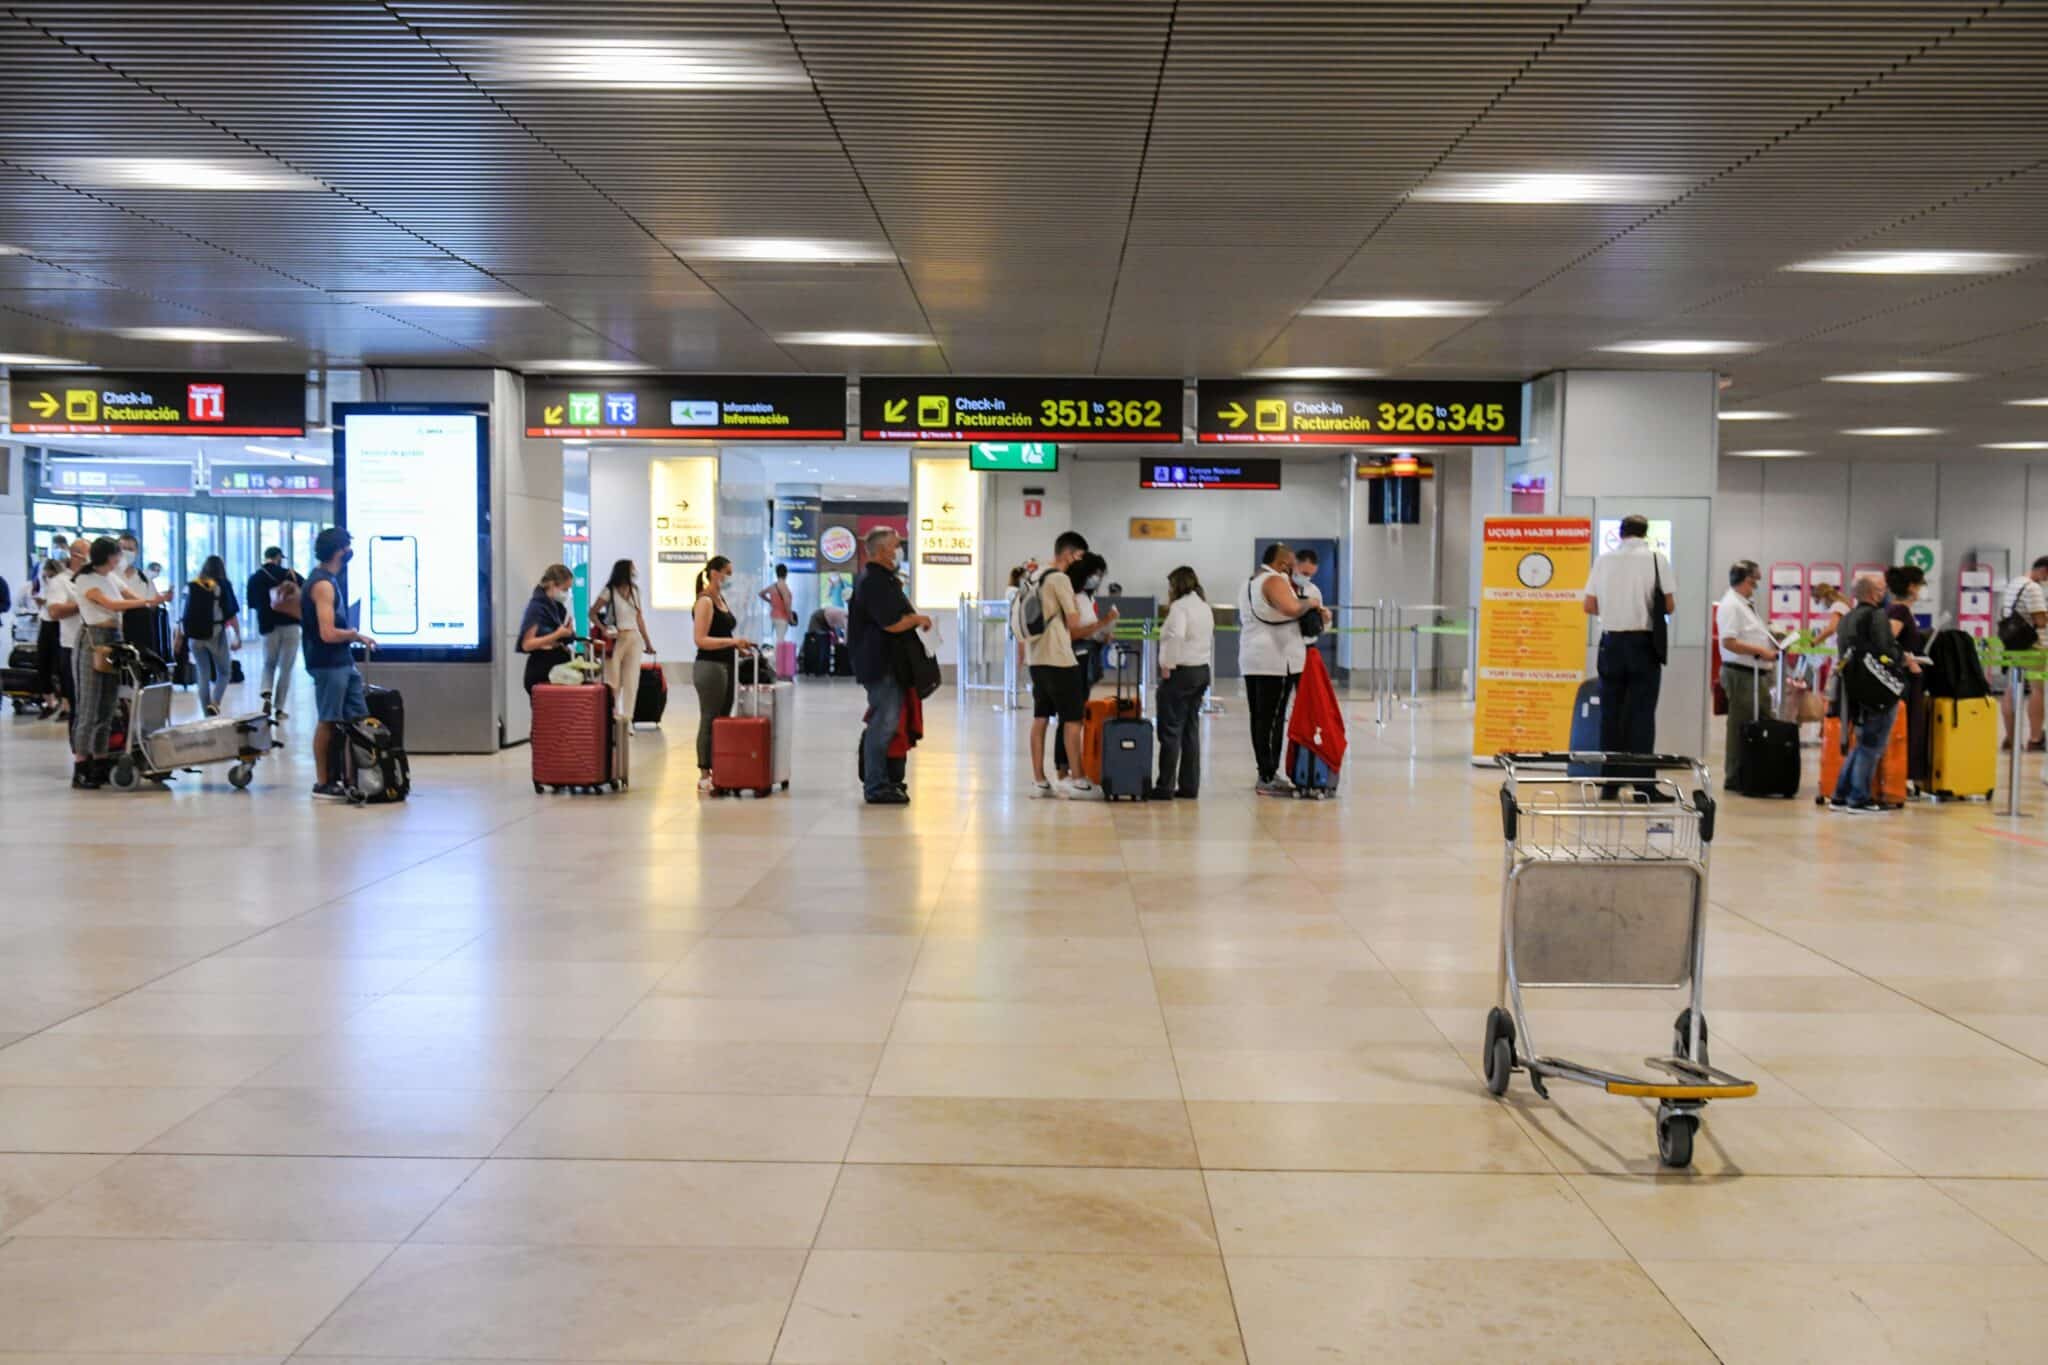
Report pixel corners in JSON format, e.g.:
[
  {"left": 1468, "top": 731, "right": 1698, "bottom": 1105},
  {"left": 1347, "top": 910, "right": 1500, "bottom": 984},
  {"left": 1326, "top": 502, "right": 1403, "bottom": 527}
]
[
  {"left": 1057, "top": 778, "right": 1097, "bottom": 800},
  {"left": 1031, "top": 780, "right": 1056, "bottom": 799}
]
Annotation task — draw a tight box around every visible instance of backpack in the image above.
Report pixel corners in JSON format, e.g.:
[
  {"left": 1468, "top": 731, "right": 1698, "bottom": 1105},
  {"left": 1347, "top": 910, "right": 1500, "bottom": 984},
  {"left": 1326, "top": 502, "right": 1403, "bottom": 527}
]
[
  {"left": 269, "top": 573, "right": 302, "bottom": 621},
  {"left": 1925, "top": 629, "right": 1990, "bottom": 701},
  {"left": 344, "top": 716, "right": 410, "bottom": 803},
  {"left": 1838, "top": 607, "right": 1907, "bottom": 716},
  {"left": 1999, "top": 580, "right": 2040, "bottom": 651},
  {"left": 1011, "top": 570, "right": 1049, "bottom": 642}
]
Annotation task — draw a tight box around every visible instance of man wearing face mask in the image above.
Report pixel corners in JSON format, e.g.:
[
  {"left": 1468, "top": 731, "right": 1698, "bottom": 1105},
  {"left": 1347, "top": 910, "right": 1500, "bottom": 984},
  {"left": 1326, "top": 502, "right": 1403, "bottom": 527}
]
[
  {"left": 519, "top": 564, "right": 579, "bottom": 694},
  {"left": 303, "top": 527, "right": 379, "bottom": 800}
]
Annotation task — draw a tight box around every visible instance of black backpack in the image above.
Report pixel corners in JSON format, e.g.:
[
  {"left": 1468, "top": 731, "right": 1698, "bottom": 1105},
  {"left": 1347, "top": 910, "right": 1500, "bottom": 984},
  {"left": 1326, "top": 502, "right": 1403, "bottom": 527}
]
[{"left": 1925, "top": 629, "right": 1990, "bottom": 701}]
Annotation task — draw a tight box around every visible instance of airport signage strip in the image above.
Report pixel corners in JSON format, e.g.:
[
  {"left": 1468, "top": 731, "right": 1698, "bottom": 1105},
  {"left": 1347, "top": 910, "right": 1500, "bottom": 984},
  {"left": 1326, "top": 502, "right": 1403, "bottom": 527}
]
[
  {"left": 862, "top": 378, "right": 1182, "bottom": 442},
  {"left": 7, "top": 369, "right": 306, "bottom": 436},
  {"left": 1140, "top": 459, "right": 1283, "bottom": 491},
  {"left": 1198, "top": 378, "right": 1521, "bottom": 446},
  {"left": 45, "top": 458, "right": 195, "bottom": 496},
  {"left": 210, "top": 463, "right": 331, "bottom": 497},
  {"left": 524, "top": 374, "right": 845, "bottom": 440},
  {"left": 969, "top": 442, "right": 1059, "bottom": 472}
]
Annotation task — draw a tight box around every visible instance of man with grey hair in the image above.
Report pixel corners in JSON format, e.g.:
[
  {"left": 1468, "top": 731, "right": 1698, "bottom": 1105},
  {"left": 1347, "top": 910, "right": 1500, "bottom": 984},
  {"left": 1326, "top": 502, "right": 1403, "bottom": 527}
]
[
  {"left": 1716, "top": 558, "right": 1778, "bottom": 791},
  {"left": 1829, "top": 573, "right": 1917, "bottom": 812},
  {"left": 1583, "top": 513, "right": 1676, "bottom": 767},
  {"left": 848, "top": 526, "right": 930, "bottom": 805}
]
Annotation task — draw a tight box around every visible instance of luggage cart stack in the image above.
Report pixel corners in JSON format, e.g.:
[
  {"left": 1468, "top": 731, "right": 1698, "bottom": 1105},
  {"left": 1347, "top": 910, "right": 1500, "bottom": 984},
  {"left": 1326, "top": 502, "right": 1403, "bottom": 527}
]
[{"left": 1485, "top": 752, "right": 1755, "bottom": 1167}]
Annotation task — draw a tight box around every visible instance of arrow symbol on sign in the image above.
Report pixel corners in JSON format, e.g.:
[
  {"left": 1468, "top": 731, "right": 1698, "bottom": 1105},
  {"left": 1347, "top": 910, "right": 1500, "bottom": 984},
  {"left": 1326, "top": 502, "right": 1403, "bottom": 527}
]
[
  {"left": 941, "top": 501, "right": 955, "bottom": 514},
  {"left": 788, "top": 515, "right": 802, "bottom": 530},
  {"left": 29, "top": 392, "right": 58, "bottom": 418},
  {"left": 543, "top": 404, "right": 564, "bottom": 425},
  {"left": 883, "top": 398, "right": 908, "bottom": 423},
  {"left": 1218, "top": 401, "right": 1247, "bottom": 429}
]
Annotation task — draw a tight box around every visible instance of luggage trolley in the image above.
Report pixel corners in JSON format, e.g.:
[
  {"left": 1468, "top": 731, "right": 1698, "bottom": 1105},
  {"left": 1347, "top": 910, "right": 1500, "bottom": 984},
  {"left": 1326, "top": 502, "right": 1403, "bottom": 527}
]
[{"left": 1484, "top": 752, "right": 1755, "bottom": 1167}]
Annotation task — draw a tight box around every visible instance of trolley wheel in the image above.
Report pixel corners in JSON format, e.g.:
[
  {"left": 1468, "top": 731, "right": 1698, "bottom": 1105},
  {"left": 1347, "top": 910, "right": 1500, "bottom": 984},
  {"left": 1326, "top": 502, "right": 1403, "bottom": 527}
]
[
  {"left": 1673, "top": 1009, "right": 1709, "bottom": 1066},
  {"left": 227, "top": 762, "right": 253, "bottom": 790},
  {"left": 1657, "top": 1111, "right": 1698, "bottom": 1168},
  {"left": 534, "top": 782, "right": 545, "bottom": 794},
  {"left": 1482, "top": 1006, "right": 1516, "bottom": 1097},
  {"left": 108, "top": 756, "right": 141, "bottom": 792}
]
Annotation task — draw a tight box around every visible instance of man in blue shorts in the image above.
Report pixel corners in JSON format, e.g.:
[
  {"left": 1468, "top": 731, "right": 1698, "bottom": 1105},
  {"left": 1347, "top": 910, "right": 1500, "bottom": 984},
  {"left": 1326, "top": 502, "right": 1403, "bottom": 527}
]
[{"left": 302, "top": 527, "right": 379, "bottom": 799}]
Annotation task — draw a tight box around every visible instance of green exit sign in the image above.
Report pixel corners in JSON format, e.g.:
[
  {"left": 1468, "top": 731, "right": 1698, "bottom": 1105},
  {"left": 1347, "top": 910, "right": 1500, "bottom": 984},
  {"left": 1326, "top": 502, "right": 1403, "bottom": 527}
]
[{"left": 970, "top": 442, "right": 1059, "bottom": 472}]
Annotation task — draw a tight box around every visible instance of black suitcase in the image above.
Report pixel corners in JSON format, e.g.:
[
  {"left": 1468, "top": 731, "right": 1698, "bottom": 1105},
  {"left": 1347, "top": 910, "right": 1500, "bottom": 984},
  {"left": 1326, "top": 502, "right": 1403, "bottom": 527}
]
[
  {"left": 1100, "top": 716, "right": 1154, "bottom": 799},
  {"left": 1734, "top": 666, "right": 1800, "bottom": 798},
  {"left": 633, "top": 663, "right": 667, "bottom": 725},
  {"left": 365, "top": 683, "right": 404, "bottom": 747},
  {"left": 800, "top": 631, "right": 832, "bottom": 677},
  {"left": 8, "top": 643, "right": 35, "bottom": 672}
]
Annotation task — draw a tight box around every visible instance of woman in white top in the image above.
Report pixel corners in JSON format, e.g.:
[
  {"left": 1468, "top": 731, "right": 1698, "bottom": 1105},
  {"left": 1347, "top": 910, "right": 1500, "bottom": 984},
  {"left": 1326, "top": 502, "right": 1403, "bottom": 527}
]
[
  {"left": 1239, "top": 543, "right": 1330, "bottom": 794},
  {"left": 592, "top": 558, "right": 658, "bottom": 723},
  {"left": 1154, "top": 565, "right": 1215, "bottom": 799},
  {"left": 69, "top": 536, "right": 167, "bottom": 786}
]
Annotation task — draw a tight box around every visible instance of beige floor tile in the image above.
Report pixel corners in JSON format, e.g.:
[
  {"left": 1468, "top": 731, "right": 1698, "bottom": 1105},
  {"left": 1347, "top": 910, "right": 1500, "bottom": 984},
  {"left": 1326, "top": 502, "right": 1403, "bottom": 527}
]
[
  {"left": 387, "top": 958, "right": 672, "bottom": 998},
  {"left": 245, "top": 1034, "right": 593, "bottom": 1092},
  {"left": 0, "top": 1087, "right": 224, "bottom": 1154},
  {"left": 708, "top": 906, "right": 931, "bottom": 938},
  {"left": 1956, "top": 1011, "right": 2048, "bottom": 1061},
  {"left": 1932, "top": 1178, "right": 2048, "bottom": 1258},
  {"left": 496, "top": 1091, "right": 862, "bottom": 1162},
  {"left": 1187, "top": 1101, "right": 1552, "bottom": 1172},
  {"left": 142, "top": 1088, "right": 540, "bottom": 1159},
  {"left": 607, "top": 995, "right": 900, "bottom": 1043},
  {"left": 906, "top": 960, "right": 1161, "bottom": 1004},
  {"left": 1569, "top": 1172, "right": 2034, "bottom": 1262},
  {"left": 775, "top": 1250, "right": 1245, "bottom": 1364},
  {"left": 1229, "top": 1256, "right": 1715, "bottom": 1364},
  {"left": 139, "top": 956, "right": 439, "bottom": 997},
  {"left": 845, "top": 1097, "right": 1198, "bottom": 1167},
  {"left": 1511, "top": 1095, "right": 1912, "bottom": 1176},
  {"left": 1717, "top": 1009, "right": 2022, "bottom": 1059},
  {"left": 0, "top": 1034, "right": 299, "bottom": 1089},
  {"left": 1207, "top": 1170, "right": 1625, "bottom": 1259},
  {"left": 0, "top": 1237, "right": 392, "bottom": 1353},
  {"left": 1641, "top": 1261, "right": 2048, "bottom": 1365},
  {"left": 1152, "top": 966, "right": 1411, "bottom": 1007},
  {"left": 0, "top": 1155, "right": 120, "bottom": 1233},
  {"left": 559, "top": 1039, "right": 881, "bottom": 1095},
  {"left": 1174, "top": 1044, "right": 1484, "bottom": 1104},
  {"left": 301, "top": 1244, "right": 804, "bottom": 1361},
  {"left": 1834, "top": 1108, "right": 2048, "bottom": 1177},
  {"left": 870, "top": 1043, "right": 1182, "bottom": 1100},
  {"left": 10, "top": 1154, "right": 471, "bottom": 1241},
  {"left": 923, "top": 907, "right": 1143, "bottom": 938},
  {"left": 49, "top": 993, "right": 373, "bottom": 1038},
  {"left": 817, "top": 1164, "right": 1216, "bottom": 1253},
  {"left": 1760, "top": 1053, "right": 2048, "bottom": 1110},
  {"left": 1163, "top": 1003, "right": 1442, "bottom": 1048},
  {"left": 336, "top": 993, "right": 637, "bottom": 1039},
  {"left": 413, "top": 1159, "right": 837, "bottom": 1247},
  {"left": 888, "top": 1000, "right": 1169, "bottom": 1047}
]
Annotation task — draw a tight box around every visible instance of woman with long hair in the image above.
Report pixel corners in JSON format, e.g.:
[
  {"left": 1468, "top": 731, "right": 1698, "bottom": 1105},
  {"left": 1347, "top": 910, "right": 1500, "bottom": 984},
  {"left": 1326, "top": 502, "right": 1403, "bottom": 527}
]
[
  {"left": 591, "top": 558, "right": 657, "bottom": 722},
  {"left": 179, "top": 553, "right": 242, "bottom": 717},
  {"left": 691, "top": 555, "right": 754, "bottom": 792},
  {"left": 1154, "top": 565, "right": 1216, "bottom": 799},
  {"left": 70, "top": 537, "right": 168, "bottom": 786}
]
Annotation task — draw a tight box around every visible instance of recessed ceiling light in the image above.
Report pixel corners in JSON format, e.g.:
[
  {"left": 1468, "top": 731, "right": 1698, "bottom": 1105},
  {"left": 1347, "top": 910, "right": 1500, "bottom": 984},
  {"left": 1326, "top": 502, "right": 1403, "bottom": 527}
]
[
  {"left": 475, "top": 37, "right": 809, "bottom": 89},
  {"left": 561, "top": 439, "right": 589, "bottom": 446},
  {"left": 779, "top": 331, "right": 936, "bottom": 347},
  {"left": 0, "top": 351, "right": 91, "bottom": 366},
  {"left": 1244, "top": 366, "right": 1384, "bottom": 379},
  {"left": 1983, "top": 441, "right": 2048, "bottom": 451},
  {"left": 1409, "top": 171, "right": 1681, "bottom": 205},
  {"left": 1299, "top": 300, "right": 1490, "bottom": 319},
  {"left": 1718, "top": 410, "right": 1790, "bottom": 421},
  {"left": 0, "top": 244, "right": 25, "bottom": 256},
  {"left": 1824, "top": 370, "right": 1970, "bottom": 384},
  {"left": 521, "top": 358, "right": 653, "bottom": 373},
  {"left": 1786, "top": 250, "right": 2034, "bottom": 275},
  {"left": 1599, "top": 339, "right": 1760, "bottom": 356},
  {"left": 53, "top": 157, "right": 326, "bottom": 192},
  {"left": 378, "top": 291, "right": 541, "bottom": 309},
  {"left": 2007, "top": 397, "right": 2048, "bottom": 407},
  {"left": 1727, "top": 449, "right": 1809, "bottom": 458},
  {"left": 1842, "top": 426, "right": 1942, "bottom": 436},
  {"left": 680, "top": 237, "right": 896, "bottom": 264},
  {"left": 115, "top": 326, "right": 282, "bottom": 343}
]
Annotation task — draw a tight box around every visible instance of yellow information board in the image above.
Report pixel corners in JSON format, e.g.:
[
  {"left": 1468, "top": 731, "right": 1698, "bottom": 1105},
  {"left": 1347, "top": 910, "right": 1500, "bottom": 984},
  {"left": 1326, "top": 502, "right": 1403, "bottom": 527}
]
[
  {"left": 649, "top": 456, "right": 717, "bottom": 609},
  {"left": 912, "top": 457, "right": 982, "bottom": 608},
  {"left": 1474, "top": 517, "right": 1592, "bottom": 760}
]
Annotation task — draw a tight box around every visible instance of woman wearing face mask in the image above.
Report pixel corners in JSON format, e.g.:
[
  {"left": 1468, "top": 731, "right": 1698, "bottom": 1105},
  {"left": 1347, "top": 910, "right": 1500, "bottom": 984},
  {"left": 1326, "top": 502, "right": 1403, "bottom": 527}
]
[
  {"left": 519, "top": 564, "right": 579, "bottom": 694},
  {"left": 177, "top": 554, "right": 242, "bottom": 717},
  {"left": 71, "top": 536, "right": 170, "bottom": 787},
  {"left": 691, "top": 556, "right": 755, "bottom": 793},
  {"left": 592, "top": 559, "right": 657, "bottom": 724}
]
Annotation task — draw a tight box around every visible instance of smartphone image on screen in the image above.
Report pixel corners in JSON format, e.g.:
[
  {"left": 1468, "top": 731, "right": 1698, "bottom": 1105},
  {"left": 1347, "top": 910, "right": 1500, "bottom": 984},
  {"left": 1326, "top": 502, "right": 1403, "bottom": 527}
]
[{"left": 368, "top": 535, "right": 420, "bottom": 637}]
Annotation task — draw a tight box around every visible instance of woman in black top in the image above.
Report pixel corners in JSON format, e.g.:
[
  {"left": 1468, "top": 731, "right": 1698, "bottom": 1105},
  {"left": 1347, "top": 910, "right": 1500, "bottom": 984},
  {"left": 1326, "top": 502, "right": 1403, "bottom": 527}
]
[
  {"left": 690, "top": 555, "right": 754, "bottom": 791},
  {"left": 518, "top": 564, "right": 578, "bottom": 694}
]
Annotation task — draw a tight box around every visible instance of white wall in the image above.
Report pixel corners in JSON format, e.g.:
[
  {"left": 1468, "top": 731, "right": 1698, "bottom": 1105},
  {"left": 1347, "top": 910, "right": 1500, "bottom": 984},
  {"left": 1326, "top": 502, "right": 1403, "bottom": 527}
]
[
  {"left": 1712, "top": 457, "right": 2048, "bottom": 605},
  {"left": 0, "top": 446, "right": 25, "bottom": 595}
]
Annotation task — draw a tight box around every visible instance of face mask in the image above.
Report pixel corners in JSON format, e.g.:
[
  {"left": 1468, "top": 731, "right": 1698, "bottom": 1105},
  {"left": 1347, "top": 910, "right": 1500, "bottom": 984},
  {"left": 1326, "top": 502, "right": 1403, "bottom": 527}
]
[
  {"left": 548, "top": 587, "right": 569, "bottom": 604},
  {"left": 1082, "top": 574, "right": 1103, "bottom": 593},
  {"left": 1293, "top": 571, "right": 1310, "bottom": 587},
  {"left": 341, "top": 548, "right": 354, "bottom": 566}
]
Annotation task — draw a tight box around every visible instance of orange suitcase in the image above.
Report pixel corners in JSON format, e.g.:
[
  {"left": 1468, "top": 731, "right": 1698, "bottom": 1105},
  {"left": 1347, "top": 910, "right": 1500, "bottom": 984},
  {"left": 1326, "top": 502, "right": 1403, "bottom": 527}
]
[
  {"left": 1078, "top": 694, "right": 1141, "bottom": 783},
  {"left": 1818, "top": 703, "right": 1908, "bottom": 805}
]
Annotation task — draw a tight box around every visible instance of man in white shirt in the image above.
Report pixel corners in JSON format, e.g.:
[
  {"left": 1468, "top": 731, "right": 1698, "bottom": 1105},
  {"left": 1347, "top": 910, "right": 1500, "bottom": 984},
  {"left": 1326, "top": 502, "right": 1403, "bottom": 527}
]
[
  {"left": 43, "top": 537, "right": 90, "bottom": 718},
  {"left": 1583, "top": 515, "right": 1677, "bottom": 762},
  {"left": 1716, "top": 559, "right": 1779, "bottom": 791},
  {"left": 2001, "top": 556, "right": 2048, "bottom": 751}
]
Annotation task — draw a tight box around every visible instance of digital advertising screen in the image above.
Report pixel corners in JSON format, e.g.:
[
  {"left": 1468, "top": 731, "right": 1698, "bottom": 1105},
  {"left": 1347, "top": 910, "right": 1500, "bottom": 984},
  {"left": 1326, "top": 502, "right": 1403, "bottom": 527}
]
[
  {"left": 333, "top": 404, "right": 492, "bottom": 662},
  {"left": 1597, "top": 517, "right": 1674, "bottom": 560}
]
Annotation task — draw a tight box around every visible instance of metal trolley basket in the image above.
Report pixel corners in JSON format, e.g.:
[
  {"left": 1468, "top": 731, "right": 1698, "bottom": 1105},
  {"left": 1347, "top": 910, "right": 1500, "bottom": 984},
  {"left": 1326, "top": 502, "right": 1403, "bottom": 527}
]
[{"left": 1484, "top": 752, "right": 1755, "bottom": 1167}]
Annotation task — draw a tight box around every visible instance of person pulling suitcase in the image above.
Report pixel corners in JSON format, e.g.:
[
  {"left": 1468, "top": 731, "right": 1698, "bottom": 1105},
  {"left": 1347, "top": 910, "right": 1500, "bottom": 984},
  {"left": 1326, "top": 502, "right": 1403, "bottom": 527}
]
[{"left": 1716, "top": 560, "right": 1789, "bottom": 795}]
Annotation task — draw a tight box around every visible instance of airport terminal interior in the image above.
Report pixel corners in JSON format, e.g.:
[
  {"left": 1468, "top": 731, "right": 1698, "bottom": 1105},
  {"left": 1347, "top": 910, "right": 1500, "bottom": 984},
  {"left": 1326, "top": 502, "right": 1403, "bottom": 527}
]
[{"left": 4, "top": 3, "right": 2048, "bottom": 1361}]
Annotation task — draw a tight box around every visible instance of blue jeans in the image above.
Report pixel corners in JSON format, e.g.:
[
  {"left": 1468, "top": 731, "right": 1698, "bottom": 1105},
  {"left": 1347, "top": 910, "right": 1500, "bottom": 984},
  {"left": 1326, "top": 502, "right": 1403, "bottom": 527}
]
[
  {"left": 861, "top": 674, "right": 904, "bottom": 798},
  {"left": 1832, "top": 704, "right": 1899, "bottom": 807},
  {"left": 193, "top": 634, "right": 233, "bottom": 710},
  {"left": 310, "top": 665, "right": 368, "bottom": 724}
]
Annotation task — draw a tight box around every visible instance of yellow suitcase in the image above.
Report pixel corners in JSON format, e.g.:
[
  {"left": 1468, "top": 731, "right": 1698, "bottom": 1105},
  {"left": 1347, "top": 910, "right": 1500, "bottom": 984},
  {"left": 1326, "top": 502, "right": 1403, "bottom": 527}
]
[{"left": 1928, "top": 696, "right": 1997, "bottom": 800}]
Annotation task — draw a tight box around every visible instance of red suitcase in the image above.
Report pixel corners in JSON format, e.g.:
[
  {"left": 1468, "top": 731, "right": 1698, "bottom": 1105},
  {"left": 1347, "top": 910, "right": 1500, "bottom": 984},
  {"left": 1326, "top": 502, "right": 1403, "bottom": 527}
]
[
  {"left": 711, "top": 679, "right": 774, "bottom": 796},
  {"left": 532, "top": 682, "right": 624, "bottom": 793}
]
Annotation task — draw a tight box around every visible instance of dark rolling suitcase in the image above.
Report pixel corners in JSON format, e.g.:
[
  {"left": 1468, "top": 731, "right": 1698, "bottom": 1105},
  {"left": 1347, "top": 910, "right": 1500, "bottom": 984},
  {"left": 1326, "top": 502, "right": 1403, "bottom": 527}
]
[
  {"left": 1565, "top": 678, "right": 1602, "bottom": 777},
  {"left": 1097, "top": 650, "right": 1152, "bottom": 800},
  {"left": 1734, "top": 662, "right": 1800, "bottom": 799},
  {"left": 632, "top": 662, "right": 667, "bottom": 725},
  {"left": 365, "top": 683, "right": 404, "bottom": 747},
  {"left": 800, "top": 630, "right": 832, "bottom": 677}
]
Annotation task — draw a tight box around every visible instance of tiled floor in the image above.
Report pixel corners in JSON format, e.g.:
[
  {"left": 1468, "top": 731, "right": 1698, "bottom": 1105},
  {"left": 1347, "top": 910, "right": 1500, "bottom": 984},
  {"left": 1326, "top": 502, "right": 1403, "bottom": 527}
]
[{"left": 3, "top": 671, "right": 2047, "bottom": 1363}]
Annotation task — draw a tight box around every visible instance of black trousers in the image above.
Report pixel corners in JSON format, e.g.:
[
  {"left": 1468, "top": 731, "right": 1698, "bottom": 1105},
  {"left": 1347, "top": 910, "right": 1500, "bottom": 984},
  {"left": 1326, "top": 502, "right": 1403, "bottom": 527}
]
[
  {"left": 36, "top": 619, "right": 66, "bottom": 699},
  {"left": 1245, "top": 672, "right": 1297, "bottom": 783},
  {"left": 1156, "top": 664, "right": 1210, "bottom": 795},
  {"left": 1597, "top": 631, "right": 1661, "bottom": 755}
]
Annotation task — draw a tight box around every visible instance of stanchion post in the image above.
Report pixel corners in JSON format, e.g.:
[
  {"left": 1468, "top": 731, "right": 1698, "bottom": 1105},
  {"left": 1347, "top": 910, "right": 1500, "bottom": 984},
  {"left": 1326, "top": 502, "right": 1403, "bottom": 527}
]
[{"left": 2005, "top": 664, "right": 2026, "bottom": 817}]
